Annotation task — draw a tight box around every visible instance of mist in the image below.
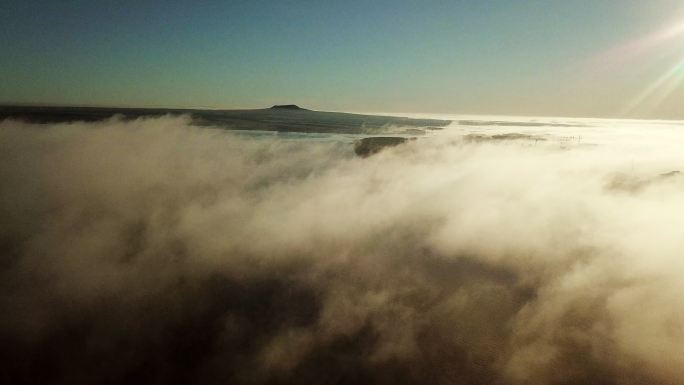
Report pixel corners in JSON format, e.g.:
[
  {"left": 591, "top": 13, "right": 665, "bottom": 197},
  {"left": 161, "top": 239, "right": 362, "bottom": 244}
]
[{"left": 1, "top": 115, "right": 684, "bottom": 385}]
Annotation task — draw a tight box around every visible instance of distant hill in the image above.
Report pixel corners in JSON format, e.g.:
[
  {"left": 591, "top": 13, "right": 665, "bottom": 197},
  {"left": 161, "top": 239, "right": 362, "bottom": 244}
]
[
  {"left": 354, "top": 137, "right": 410, "bottom": 157},
  {"left": 270, "top": 104, "right": 308, "bottom": 110},
  {"left": 0, "top": 105, "right": 451, "bottom": 134}
]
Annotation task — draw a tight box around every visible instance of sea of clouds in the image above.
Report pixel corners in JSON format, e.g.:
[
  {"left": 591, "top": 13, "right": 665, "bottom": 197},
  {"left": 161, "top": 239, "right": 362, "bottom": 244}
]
[{"left": 1, "top": 115, "right": 684, "bottom": 384}]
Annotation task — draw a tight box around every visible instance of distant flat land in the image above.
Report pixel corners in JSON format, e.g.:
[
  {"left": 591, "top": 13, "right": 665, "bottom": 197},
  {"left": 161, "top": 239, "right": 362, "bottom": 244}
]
[{"left": 0, "top": 105, "right": 451, "bottom": 134}]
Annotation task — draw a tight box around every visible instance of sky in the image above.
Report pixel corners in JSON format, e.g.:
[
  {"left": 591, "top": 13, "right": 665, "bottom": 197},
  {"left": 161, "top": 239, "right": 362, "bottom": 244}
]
[{"left": 2, "top": 0, "right": 684, "bottom": 118}]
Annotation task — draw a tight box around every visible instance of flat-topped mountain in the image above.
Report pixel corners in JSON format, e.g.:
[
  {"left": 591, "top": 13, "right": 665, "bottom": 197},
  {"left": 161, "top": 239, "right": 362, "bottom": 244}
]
[
  {"left": 270, "top": 104, "right": 307, "bottom": 110},
  {"left": 0, "top": 105, "right": 451, "bottom": 134}
]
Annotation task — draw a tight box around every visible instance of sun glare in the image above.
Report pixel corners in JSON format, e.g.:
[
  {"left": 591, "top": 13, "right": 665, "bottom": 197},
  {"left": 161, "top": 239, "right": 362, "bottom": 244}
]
[
  {"left": 622, "top": 56, "right": 684, "bottom": 115},
  {"left": 617, "top": 18, "right": 684, "bottom": 115}
]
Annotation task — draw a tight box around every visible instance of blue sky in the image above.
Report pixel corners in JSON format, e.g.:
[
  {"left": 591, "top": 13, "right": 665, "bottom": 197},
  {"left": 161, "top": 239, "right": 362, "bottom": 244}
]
[{"left": 3, "top": 0, "right": 684, "bottom": 117}]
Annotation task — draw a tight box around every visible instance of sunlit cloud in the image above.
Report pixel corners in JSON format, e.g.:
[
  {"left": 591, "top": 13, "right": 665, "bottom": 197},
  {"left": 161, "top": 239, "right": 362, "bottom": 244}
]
[{"left": 4, "top": 116, "right": 684, "bottom": 384}]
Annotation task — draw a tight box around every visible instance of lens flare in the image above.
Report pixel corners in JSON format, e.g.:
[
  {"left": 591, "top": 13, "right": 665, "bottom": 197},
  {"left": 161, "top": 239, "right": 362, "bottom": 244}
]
[
  {"left": 621, "top": 55, "right": 684, "bottom": 116},
  {"left": 596, "top": 18, "right": 684, "bottom": 116},
  {"left": 594, "top": 20, "right": 684, "bottom": 65}
]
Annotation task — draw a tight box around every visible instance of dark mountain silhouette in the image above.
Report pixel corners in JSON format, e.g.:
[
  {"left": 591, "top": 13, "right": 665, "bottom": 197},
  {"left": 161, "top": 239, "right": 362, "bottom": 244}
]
[
  {"left": 0, "top": 105, "right": 451, "bottom": 134},
  {"left": 270, "top": 104, "right": 307, "bottom": 110}
]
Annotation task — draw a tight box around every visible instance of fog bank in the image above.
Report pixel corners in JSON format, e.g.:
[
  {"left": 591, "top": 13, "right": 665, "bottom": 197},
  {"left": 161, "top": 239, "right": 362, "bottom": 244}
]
[{"left": 1, "top": 116, "right": 684, "bottom": 385}]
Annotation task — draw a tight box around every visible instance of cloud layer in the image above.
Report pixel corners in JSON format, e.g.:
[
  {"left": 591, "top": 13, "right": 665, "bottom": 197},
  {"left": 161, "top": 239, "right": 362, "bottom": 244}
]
[{"left": 1, "top": 116, "right": 684, "bottom": 384}]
